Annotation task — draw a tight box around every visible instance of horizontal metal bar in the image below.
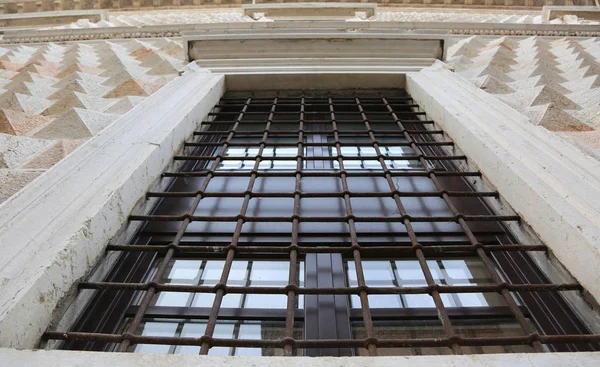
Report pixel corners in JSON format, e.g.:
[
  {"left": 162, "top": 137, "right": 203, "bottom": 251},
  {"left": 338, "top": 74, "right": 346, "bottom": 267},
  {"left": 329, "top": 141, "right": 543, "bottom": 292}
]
[
  {"left": 203, "top": 119, "right": 432, "bottom": 125},
  {"left": 214, "top": 103, "right": 419, "bottom": 108},
  {"left": 208, "top": 111, "right": 427, "bottom": 116},
  {"left": 105, "top": 244, "right": 548, "bottom": 255},
  {"left": 162, "top": 170, "right": 482, "bottom": 178},
  {"left": 184, "top": 141, "right": 451, "bottom": 147},
  {"left": 77, "top": 282, "right": 580, "bottom": 294},
  {"left": 172, "top": 154, "right": 465, "bottom": 161},
  {"left": 219, "top": 97, "right": 414, "bottom": 102},
  {"left": 193, "top": 130, "right": 445, "bottom": 136},
  {"left": 43, "top": 332, "right": 600, "bottom": 348},
  {"left": 124, "top": 306, "right": 529, "bottom": 320},
  {"left": 129, "top": 214, "right": 520, "bottom": 223},
  {"left": 131, "top": 238, "right": 512, "bottom": 246},
  {"left": 146, "top": 190, "right": 497, "bottom": 199},
  {"left": 140, "top": 230, "right": 506, "bottom": 239}
]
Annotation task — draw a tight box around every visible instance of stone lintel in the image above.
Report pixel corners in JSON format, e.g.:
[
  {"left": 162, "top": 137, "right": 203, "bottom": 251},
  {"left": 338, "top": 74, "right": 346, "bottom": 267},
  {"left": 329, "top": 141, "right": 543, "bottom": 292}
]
[{"left": 184, "top": 30, "right": 446, "bottom": 63}]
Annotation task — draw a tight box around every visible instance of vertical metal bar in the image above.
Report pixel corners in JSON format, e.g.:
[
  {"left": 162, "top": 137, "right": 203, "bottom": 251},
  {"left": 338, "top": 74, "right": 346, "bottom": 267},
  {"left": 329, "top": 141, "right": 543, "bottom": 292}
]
[
  {"left": 330, "top": 96, "right": 378, "bottom": 356},
  {"left": 199, "top": 97, "right": 278, "bottom": 355},
  {"left": 283, "top": 95, "right": 304, "bottom": 356},
  {"left": 356, "top": 96, "right": 462, "bottom": 355},
  {"left": 116, "top": 97, "right": 252, "bottom": 353}
]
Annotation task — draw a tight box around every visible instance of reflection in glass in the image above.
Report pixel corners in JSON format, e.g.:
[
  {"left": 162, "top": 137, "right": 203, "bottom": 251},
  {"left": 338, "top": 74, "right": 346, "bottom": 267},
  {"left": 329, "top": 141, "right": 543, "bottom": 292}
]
[
  {"left": 153, "top": 260, "right": 303, "bottom": 310},
  {"left": 219, "top": 146, "right": 300, "bottom": 170},
  {"left": 346, "top": 258, "right": 505, "bottom": 308},
  {"left": 130, "top": 319, "right": 302, "bottom": 356},
  {"left": 352, "top": 319, "right": 535, "bottom": 355}
]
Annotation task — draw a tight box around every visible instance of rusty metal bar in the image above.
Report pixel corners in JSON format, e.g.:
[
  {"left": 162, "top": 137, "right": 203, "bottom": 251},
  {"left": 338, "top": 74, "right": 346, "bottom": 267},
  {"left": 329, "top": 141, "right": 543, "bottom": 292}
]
[
  {"left": 194, "top": 129, "right": 446, "bottom": 136},
  {"left": 381, "top": 95, "right": 545, "bottom": 352},
  {"left": 329, "top": 96, "right": 378, "bottom": 356},
  {"left": 200, "top": 97, "right": 279, "bottom": 355},
  {"left": 43, "top": 331, "right": 600, "bottom": 348},
  {"left": 105, "top": 244, "right": 548, "bottom": 254},
  {"left": 184, "top": 141, "right": 450, "bottom": 147},
  {"left": 146, "top": 190, "right": 498, "bottom": 198},
  {"left": 129, "top": 214, "right": 521, "bottom": 223},
  {"left": 172, "top": 154, "right": 467, "bottom": 161},
  {"left": 163, "top": 170, "right": 482, "bottom": 178},
  {"left": 115, "top": 98, "right": 252, "bottom": 353},
  {"left": 77, "top": 281, "right": 582, "bottom": 294}
]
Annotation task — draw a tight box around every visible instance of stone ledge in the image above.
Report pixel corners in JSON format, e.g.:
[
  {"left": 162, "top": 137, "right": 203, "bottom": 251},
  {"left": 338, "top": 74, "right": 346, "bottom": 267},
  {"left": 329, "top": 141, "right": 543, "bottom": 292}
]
[
  {"left": 0, "top": 66, "right": 224, "bottom": 348},
  {"left": 407, "top": 62, "right": 600, "bottom": 303},
  {"left": 1, "top": 348, "right": 600, "bottom": 366}
]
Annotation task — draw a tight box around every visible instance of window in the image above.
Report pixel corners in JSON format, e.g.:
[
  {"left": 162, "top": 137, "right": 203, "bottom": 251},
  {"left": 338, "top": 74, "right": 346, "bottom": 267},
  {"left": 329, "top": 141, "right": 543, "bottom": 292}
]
[{"left": 44, "top": 90, "right": 600, "bottom": 356}]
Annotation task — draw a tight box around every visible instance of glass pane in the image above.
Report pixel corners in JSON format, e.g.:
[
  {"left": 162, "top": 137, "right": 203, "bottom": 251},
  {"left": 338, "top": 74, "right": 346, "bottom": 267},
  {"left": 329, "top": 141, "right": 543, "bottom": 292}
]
[
  {"left": 352, "top": 319, "right": 534, "bottom": 355},
  {"left": 347, "top": 258, "right": 504, "bottom": 308},
  {"left": 245, "top": 261, "right": 290, "bottom": 309},
  {"left": 329, "top": 137, "right": 422, "bottom": 170},
  {"left": 133, "top": 321, "right": 178, "bottom": 354},
  {"left": 218, "top": 145, "right": 304, "bottom": 170},
  {"left": 130, "top": 319, "right": 301, "bottom": 356},
  {"left": 151, "top": 260, "right": 302, "bottom": 310},
  {"left": 235, "top": 321, "right": 303, "bottom": 356}
]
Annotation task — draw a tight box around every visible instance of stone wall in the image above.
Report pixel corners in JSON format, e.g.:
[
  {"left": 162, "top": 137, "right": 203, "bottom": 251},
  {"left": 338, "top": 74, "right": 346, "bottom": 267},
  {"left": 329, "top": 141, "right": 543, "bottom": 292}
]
[
  {"left": 0, "top": 38, "right": 184, "bottom": 201},
  {"left": 446, "top": 35, "right": 600, "bottom": 158}
]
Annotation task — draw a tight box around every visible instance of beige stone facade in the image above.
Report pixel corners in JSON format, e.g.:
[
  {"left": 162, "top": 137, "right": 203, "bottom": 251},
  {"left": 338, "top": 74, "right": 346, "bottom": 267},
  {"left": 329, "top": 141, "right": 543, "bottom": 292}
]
[
  {"left": 1, "top": 5, "right": 599, "bottom": 202},
  {"left": 1, "top": 2, "right": 600, "bottom": 365}
]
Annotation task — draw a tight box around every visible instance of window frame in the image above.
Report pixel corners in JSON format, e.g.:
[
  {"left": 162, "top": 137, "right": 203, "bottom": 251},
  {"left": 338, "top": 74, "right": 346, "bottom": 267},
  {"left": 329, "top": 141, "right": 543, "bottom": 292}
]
[{"left": 50, "top": 90, "right": 599, "bottom": 356}]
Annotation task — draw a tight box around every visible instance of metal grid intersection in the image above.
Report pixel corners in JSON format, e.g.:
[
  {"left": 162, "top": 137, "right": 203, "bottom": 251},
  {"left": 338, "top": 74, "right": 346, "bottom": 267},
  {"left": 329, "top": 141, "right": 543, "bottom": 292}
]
[{"left": 43, "top": 90, "right": 600, "bottom": 356}]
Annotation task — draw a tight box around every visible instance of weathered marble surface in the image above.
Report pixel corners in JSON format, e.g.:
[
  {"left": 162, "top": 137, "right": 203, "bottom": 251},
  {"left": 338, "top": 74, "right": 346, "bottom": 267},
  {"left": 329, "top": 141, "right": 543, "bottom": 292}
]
[
  {"left": 36, "top": 8, "right": 599, "bottom": 30},
  {"left": 0, "top": 38, "right": 184, "bottom": 202},
  {"left": 1, "top": 7, "right": 599, "bottom": 203},
  {"left": 446, "top": 36, "right": 600, "bottom": 157}
]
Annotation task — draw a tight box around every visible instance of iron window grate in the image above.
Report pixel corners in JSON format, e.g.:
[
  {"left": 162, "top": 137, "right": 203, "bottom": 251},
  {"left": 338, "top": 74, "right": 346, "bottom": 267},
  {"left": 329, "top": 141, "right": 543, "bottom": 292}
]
[{"left": 43, "top": 90, "right": 600, "bottom": 356}]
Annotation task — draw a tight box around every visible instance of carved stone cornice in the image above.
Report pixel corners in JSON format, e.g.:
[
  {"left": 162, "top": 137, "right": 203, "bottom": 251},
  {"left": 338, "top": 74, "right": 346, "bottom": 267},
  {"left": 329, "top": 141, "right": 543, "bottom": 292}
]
[
  {"left": 0, "top": 0, "right": 596, "bottom": 15},
  {"left": 2, "top": 20, "right": 599, "bottom": 44}
]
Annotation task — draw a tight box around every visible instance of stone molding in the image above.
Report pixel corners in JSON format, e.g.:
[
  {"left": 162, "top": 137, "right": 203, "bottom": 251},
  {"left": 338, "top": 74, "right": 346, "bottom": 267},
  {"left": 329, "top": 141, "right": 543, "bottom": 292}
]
[
  {"left": 0, "top": 65, "right": 225, "bottom": 348},
  {"left": 2, "top": 348, "right": 600, "bottom": 366},
  {"left": 0, "top": 1, "right": 596, "bottom": 15},
  {"left": 3, "top": 20, "right": 600, "bottom": 44},
  {"left": 407, "top": 62, "right": 600, "bottom": 303},
  {"left": 184, "top": 30, "right": 446, "bottom": 63}
]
